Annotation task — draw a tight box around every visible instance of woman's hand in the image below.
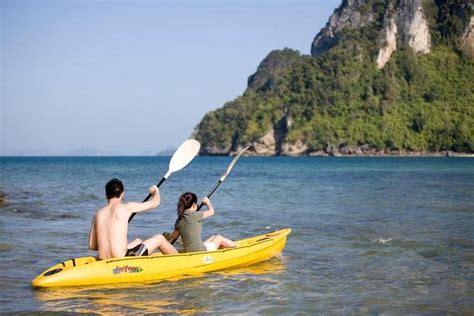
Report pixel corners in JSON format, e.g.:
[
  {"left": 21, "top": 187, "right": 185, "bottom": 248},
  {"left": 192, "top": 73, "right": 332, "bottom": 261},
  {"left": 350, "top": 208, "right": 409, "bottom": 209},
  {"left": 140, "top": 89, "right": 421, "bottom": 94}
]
[{"left": 201, "top": 197, "right": 215, "bottom": 219}]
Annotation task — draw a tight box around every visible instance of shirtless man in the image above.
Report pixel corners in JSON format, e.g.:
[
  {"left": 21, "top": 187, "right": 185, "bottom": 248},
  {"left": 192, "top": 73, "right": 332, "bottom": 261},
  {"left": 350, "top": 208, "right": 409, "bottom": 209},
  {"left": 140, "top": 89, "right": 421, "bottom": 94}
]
[{"left": 88, "top": 178, "right": 177, "bottom": 259}]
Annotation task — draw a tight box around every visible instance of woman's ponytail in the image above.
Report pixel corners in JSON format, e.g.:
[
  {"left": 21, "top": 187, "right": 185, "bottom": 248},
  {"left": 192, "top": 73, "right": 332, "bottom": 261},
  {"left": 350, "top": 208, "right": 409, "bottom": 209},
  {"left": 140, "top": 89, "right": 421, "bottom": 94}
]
[{"left": 177, "top": 192, "right": 197, "bottom": 219}]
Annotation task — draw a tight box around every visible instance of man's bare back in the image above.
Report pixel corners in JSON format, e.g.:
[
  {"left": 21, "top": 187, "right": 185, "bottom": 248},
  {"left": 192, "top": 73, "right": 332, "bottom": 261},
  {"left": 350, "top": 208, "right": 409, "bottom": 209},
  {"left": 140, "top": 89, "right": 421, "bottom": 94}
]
[
  {"left": 91, "top": 203, "right": 130, "bottom": 259},
  {"left": 89, "top": 179, "right": 177, "bottom": 259}
]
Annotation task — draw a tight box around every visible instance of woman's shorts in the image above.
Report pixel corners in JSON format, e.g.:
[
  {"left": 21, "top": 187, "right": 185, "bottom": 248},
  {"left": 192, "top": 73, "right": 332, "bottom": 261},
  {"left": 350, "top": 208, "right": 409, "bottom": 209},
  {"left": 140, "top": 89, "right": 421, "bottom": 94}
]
[
  {"left": 204, "top": 241, "right": 217, "bottom": 251},
  {"left": 125, "top": 243, "right": 149, "bottom": 256}
]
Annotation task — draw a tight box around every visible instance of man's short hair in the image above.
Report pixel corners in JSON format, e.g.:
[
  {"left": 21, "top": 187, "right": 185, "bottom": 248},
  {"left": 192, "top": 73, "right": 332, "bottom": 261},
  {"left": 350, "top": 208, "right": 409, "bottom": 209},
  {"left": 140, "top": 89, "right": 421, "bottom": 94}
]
[{"left": 105, "top": 178, "right": 124, "bottom": 199}]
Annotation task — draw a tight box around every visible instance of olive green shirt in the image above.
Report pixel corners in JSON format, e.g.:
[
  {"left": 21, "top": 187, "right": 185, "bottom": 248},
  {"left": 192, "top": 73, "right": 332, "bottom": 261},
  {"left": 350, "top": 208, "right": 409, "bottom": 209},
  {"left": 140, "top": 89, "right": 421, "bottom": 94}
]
[{"left": 177, "top": 209, "right": 206, "bottom": 253}]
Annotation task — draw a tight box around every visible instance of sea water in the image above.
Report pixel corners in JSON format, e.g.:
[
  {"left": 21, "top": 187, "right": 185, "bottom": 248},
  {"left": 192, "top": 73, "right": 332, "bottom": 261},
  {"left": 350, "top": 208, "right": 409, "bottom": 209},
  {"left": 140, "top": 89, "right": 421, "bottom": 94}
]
[{"left": 0, "top": 157, "right": 473, "bottom": 314}]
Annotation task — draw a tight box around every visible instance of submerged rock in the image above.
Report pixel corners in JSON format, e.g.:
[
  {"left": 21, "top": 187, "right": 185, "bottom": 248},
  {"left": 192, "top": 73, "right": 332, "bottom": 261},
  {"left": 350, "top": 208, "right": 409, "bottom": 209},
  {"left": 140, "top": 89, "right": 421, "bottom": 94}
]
[{"left": 0, "top": 191, "right": 8, "bottom": 208}]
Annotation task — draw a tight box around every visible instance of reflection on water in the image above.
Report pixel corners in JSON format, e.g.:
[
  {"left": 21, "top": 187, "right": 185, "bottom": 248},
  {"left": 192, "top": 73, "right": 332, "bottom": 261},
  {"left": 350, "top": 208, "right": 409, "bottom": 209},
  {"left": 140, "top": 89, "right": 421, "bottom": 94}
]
[
  {"left": 33, "top": 258, "right": 286, "bottom": 314},
  {"left": 35, "top": 287, "right": 181, "bottom": 315},
  {"left": 218, "top": 255, "right": 286, "bottom": 277}
]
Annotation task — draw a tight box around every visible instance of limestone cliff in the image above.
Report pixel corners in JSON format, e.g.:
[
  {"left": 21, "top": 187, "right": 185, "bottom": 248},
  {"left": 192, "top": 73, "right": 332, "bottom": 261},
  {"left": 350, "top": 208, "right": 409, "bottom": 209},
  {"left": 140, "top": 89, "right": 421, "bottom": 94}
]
[
  {"left": 462, "top": 16, "right": 474, "bottom": 58},
  {"left": 311, "top": 0, "right": 375, "bottom": 56},
  {"left": 312, "top": 0, "right": 432, "bottom": 68},
  {"left": 378, "top": 0, "right": 432, "bottom": 67}
]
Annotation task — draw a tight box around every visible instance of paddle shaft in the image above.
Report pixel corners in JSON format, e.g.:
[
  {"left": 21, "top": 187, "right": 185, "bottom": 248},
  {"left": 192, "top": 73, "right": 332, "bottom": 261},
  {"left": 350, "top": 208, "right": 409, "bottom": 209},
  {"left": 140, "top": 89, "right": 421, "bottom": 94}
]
[
  {"left": 128, "top": 176, "right": 166, "bottom": 223},
  {"left": 196, "top": 180, "right": 222, "bottom": 211}
]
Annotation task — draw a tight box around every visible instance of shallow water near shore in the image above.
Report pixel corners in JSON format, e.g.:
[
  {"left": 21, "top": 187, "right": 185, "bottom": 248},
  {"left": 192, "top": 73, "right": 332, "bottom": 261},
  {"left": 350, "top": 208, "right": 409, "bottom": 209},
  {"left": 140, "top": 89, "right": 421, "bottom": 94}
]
[{"left": 0, "top": 156, "right": 473, "bottom": 314}]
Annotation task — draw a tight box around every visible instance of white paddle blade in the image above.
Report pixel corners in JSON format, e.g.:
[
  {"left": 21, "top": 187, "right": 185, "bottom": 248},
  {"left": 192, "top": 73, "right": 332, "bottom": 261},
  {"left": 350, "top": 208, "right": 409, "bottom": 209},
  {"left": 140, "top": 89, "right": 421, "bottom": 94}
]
[{"left": 167, "top": 139, "right": 201, "bottom": 175}]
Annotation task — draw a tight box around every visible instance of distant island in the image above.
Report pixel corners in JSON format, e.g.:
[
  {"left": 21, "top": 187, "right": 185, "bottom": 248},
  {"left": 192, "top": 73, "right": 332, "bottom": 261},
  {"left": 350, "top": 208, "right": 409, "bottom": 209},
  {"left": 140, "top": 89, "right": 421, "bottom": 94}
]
[
  {"left": 193, "top": 0, "right": 473, "bottom": 156},
  {"left": 62, "top": 148, "right": 103, "bottom": 156},
  {"left": 155, "top": 147, "right": 176, "bottom": 156}
]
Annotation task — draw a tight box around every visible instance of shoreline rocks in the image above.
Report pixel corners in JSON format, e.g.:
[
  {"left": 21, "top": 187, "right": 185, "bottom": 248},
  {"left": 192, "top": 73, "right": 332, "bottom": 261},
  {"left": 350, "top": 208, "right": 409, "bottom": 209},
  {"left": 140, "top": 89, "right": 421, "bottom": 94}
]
[{"left": 225, "top": 145, "right": 473, "bottom": 157}]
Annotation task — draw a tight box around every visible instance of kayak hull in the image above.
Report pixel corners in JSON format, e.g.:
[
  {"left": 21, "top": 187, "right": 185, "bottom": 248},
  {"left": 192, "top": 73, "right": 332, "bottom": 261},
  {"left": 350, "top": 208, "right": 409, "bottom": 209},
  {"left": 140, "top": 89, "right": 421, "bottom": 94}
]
[{"left": 32, "top": 228, "right": 291, "bottom": 288}]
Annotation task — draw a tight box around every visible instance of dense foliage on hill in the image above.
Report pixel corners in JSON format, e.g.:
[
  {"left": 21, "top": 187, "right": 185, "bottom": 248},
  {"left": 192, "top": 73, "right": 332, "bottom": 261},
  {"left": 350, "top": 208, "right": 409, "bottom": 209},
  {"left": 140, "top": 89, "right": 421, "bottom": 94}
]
[{"left": 194, "top": 0, "right": 473, "bottom": 155}]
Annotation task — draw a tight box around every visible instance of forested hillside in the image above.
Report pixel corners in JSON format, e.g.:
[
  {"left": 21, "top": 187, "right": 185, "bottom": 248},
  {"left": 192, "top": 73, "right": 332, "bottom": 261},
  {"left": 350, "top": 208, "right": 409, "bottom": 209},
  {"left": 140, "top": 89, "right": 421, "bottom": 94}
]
[{"left": 194, "top": 0, "right": 473, "bottom": 156}]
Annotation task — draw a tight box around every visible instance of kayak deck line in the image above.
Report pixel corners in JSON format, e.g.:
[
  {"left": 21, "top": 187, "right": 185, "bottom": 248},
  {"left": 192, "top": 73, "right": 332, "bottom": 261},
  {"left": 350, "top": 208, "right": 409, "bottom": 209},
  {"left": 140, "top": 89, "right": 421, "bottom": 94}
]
[
  {"left": 56, "top": 237, "right": 271, "bottom": 267},
  {"left": 32, "top": 228, "right": 291, "bottom": 288},
  {"left": 71, "top": 229, "right": 285, "bottom": 264},
  {"left": 48, "top": 232, "right": 285, "bottom": 268}
]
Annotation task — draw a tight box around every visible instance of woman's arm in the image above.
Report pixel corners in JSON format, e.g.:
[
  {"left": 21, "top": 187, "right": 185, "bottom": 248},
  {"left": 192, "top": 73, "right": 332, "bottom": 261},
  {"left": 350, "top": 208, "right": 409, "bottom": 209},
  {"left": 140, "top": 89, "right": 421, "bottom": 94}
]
[
  {"left": 164, "top": 219, "right": 181, "bottom": 244},
  {"left": 170, "top": 229, "right": 180, "bottom": 241},
  {"left": 201, "top": 197, "right": 215, "bottom": 219}
]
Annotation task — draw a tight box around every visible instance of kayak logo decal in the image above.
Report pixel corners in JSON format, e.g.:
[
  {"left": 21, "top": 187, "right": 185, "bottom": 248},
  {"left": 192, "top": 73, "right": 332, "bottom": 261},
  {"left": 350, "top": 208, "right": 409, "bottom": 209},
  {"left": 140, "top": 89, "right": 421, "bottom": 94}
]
[
  {"left": 202, "top": 255, "right": 214, "bottom": 264},
  {"left": 113, "top": 265, "right": 144, "bottom": 275}
]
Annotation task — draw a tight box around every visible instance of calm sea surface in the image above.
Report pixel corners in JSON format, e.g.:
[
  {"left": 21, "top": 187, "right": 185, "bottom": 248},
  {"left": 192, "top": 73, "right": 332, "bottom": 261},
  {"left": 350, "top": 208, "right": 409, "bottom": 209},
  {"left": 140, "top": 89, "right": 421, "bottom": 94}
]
[{"left": 0, "top": 157, "right": 473, "bottom": 314}]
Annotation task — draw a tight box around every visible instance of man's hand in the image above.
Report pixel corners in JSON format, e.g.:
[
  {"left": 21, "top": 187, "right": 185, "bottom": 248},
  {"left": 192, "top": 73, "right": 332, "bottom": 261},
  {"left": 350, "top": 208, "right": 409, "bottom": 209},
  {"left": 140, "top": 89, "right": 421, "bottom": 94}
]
[{"left": 149, "top": 185, "right": 159, "bottom": 195}]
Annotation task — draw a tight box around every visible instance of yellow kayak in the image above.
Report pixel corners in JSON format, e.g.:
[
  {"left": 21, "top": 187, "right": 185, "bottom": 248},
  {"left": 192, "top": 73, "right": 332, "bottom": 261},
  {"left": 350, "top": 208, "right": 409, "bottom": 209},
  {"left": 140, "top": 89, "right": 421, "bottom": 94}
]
[{"left": 32, "top": 228, "right": 291, "bottom": 288}]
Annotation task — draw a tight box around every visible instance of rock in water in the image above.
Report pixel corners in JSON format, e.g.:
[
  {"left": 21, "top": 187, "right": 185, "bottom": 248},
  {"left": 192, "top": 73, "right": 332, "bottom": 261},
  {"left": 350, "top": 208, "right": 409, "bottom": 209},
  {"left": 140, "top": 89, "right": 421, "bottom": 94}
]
[{"left": 0, "top": 191, "right": 8, "bottom": 208}]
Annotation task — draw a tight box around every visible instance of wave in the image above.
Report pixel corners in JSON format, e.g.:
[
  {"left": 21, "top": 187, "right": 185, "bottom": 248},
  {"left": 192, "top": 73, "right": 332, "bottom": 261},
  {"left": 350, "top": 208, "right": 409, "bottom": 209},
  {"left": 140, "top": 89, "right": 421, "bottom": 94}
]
[
  {"left": 370, "top": 237, "right": 393, "bottom": 245},
  {"left": 60, "top": 193, "right": 101, "bottom": 204},
  {"left": 2, "top": 205, "right": 82, "bottom": 221}
]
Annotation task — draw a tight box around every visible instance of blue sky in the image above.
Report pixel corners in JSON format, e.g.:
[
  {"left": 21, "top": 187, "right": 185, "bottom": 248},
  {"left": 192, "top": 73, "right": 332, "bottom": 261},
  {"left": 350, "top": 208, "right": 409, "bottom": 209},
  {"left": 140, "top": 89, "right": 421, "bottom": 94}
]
[{"left": 1, "top": 0, "right": 340, "bottom": 156}]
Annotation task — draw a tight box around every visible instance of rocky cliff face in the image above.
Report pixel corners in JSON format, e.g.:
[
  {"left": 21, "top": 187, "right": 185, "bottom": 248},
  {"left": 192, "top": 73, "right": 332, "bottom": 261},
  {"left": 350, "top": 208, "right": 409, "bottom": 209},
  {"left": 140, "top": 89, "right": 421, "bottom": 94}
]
[
  {"left": 399, "top": 0, "right": 431, "bottom": 54},
  {"left": 312, "top": 0, "right": 432, "bottom": 68},
  {"left": 311, "top": 0, "right": 374, "bottom": 56},
  {"left": 378, "top": 0, "right": 432, "bottom": 67},
  {"left": 462, "top": 16, "right": 474, "bottom": 58},
  {"left": 376, "top": 13, "right": 398, "bottom": 68},
  {"left": 246, "top": 112, "right": 307, "bottom": 156}
]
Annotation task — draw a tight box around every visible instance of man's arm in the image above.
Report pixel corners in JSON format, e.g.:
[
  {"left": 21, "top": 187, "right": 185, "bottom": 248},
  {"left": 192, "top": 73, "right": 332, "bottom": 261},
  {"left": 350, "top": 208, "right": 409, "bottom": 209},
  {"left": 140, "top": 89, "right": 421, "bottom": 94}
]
[
  {"left": 126, "top": 185, "right": 160, "bottom": 214},
  {"left": 88, "top": 215, "right": 98, "bottom": 250}
]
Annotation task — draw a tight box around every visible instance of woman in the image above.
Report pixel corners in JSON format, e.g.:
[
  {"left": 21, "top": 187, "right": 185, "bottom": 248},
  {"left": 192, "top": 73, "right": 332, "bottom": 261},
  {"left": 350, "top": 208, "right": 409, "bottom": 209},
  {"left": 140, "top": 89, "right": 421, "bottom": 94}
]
[{"left": 171, "top": 192, "right": 236, "bottom": 253}]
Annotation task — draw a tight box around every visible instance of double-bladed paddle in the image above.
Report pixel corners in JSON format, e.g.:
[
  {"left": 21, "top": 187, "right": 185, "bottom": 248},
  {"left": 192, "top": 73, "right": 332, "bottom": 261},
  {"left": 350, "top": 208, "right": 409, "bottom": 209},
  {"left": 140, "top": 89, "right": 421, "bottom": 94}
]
[
  {"left": 128, "top": 139, "right": 201, "bottom": 223},
  {"left": 170, "top": 145, "right": 251, "bottom": 244}
]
